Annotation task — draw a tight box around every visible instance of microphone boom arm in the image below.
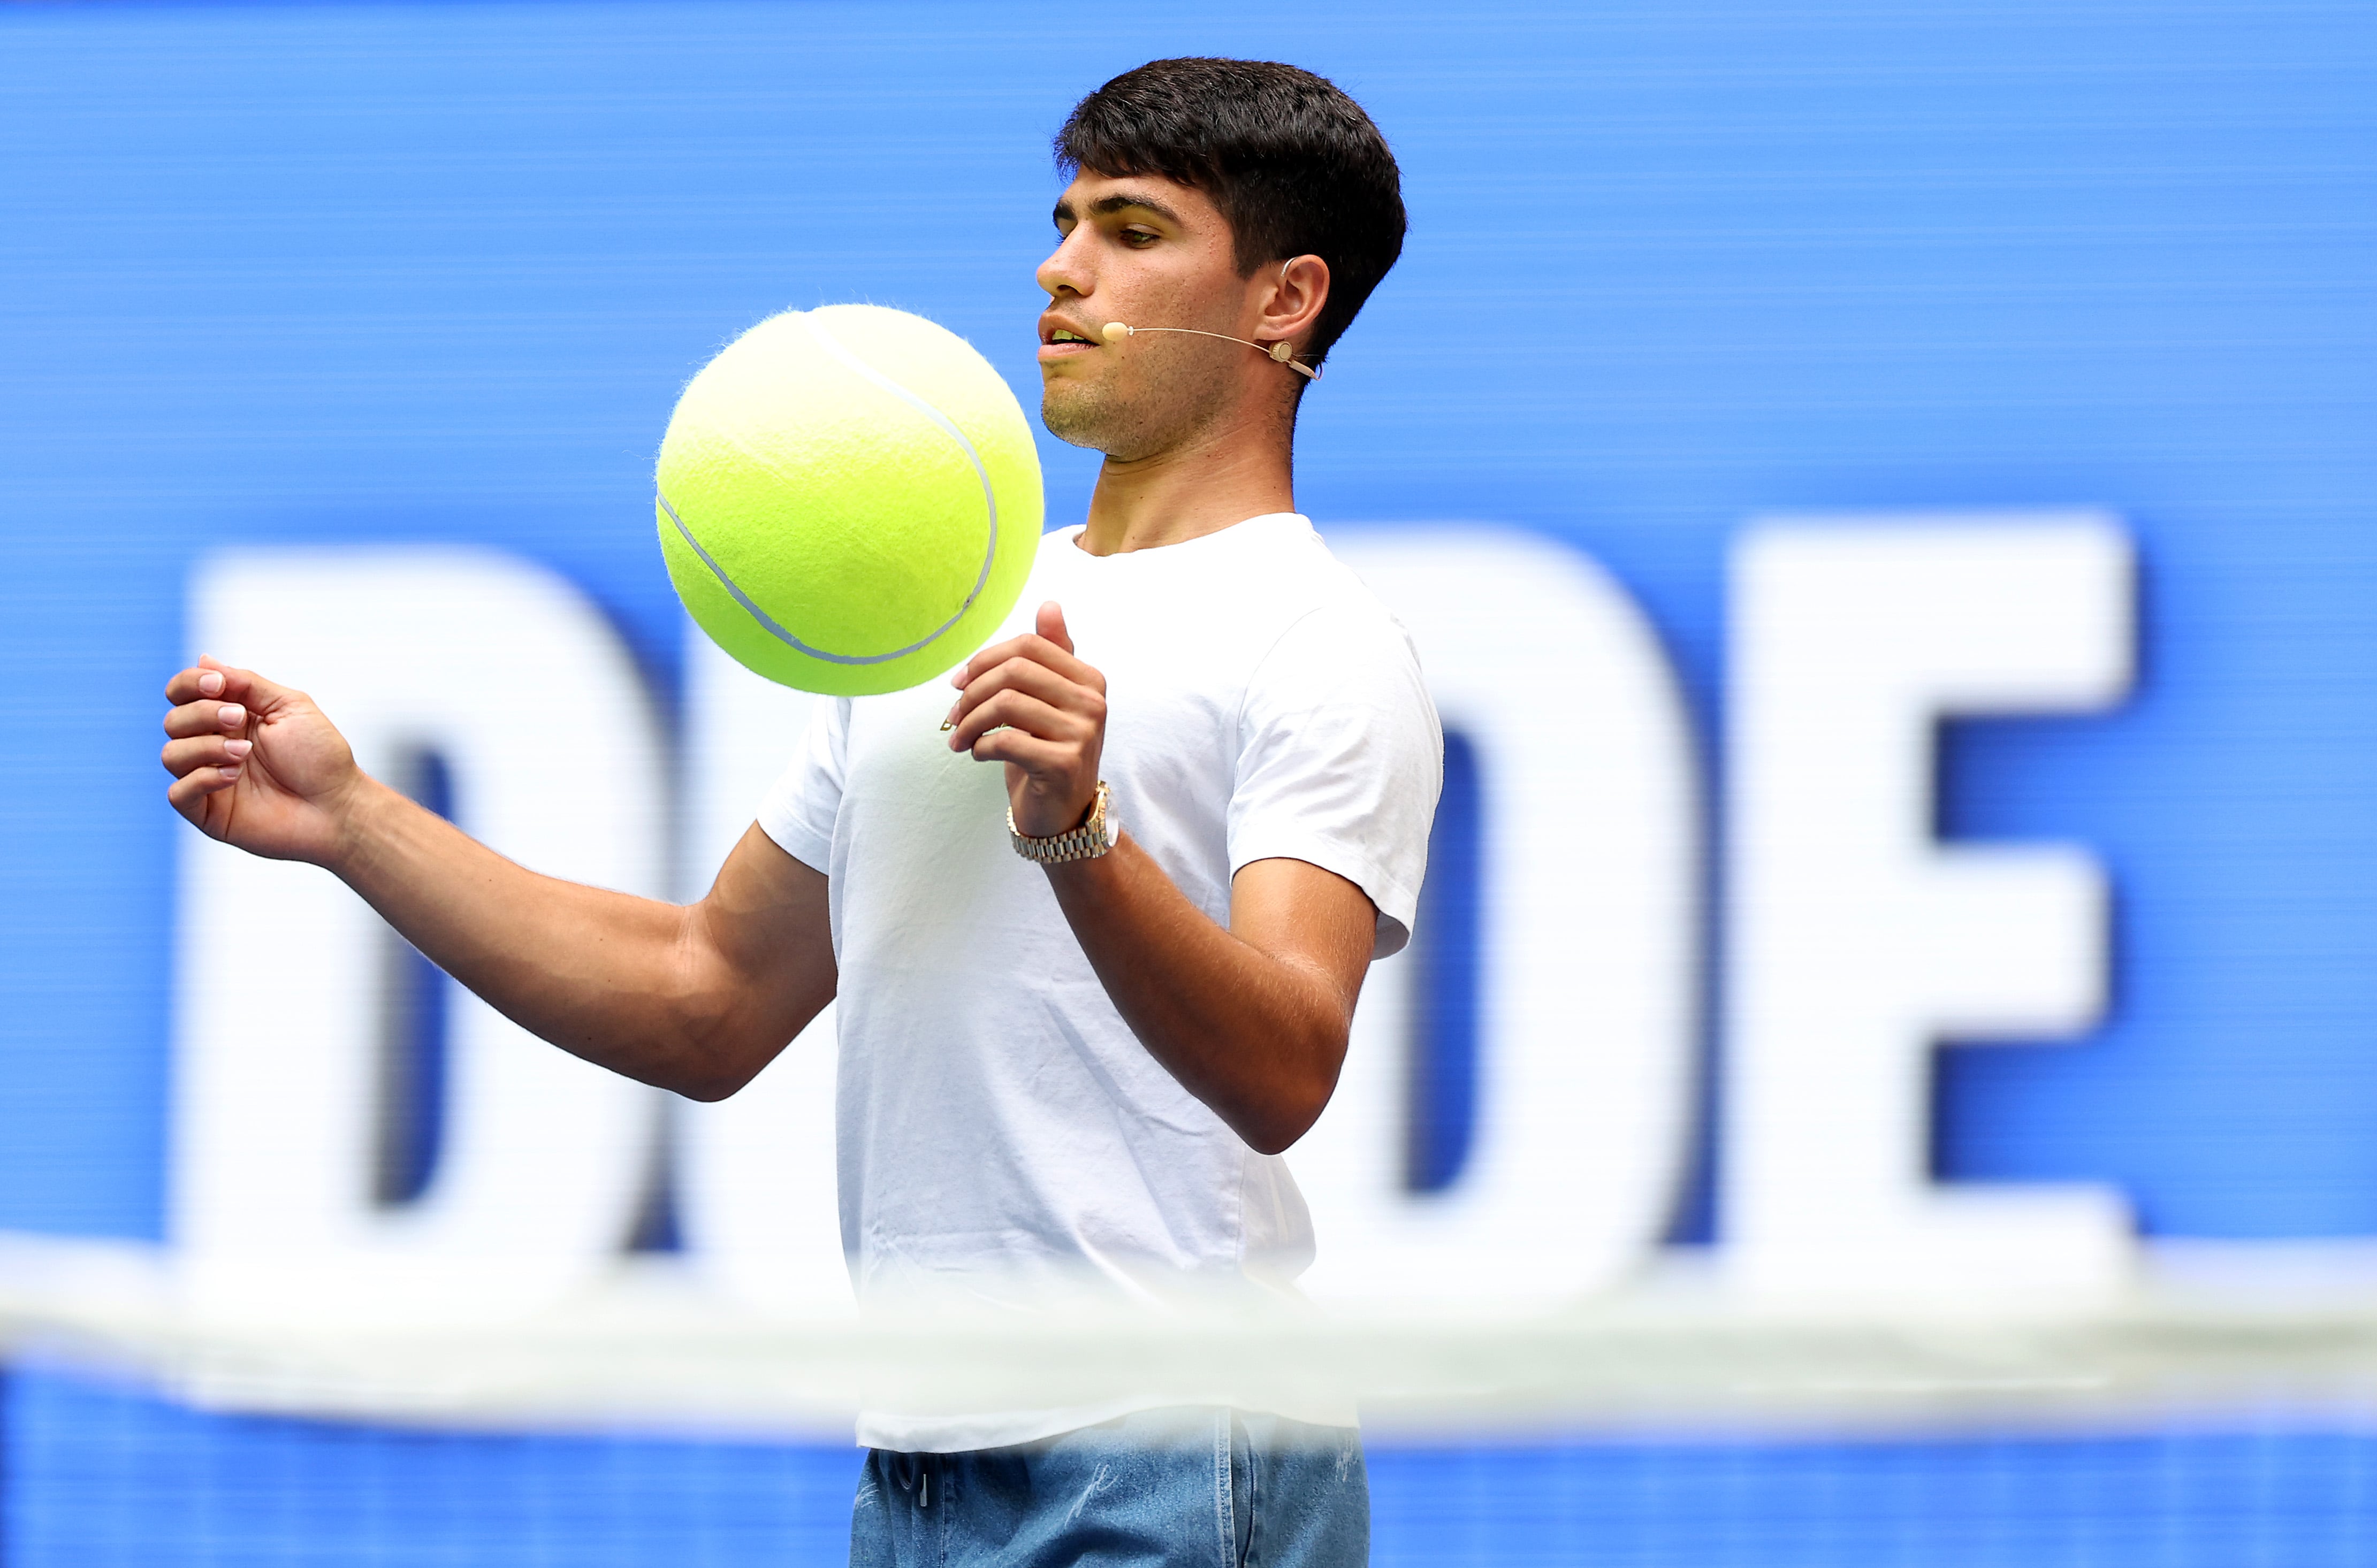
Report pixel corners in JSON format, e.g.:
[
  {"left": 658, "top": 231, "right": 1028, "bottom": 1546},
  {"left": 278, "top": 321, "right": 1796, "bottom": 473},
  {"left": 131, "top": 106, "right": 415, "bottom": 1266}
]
[{"left": 1099, "top": 321, "right": 1322, "bottom": 381}]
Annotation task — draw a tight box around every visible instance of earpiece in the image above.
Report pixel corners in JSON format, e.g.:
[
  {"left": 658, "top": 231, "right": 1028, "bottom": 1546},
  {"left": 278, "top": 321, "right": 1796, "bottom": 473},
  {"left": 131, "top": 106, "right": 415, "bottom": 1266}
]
[{"left": 1099, "top": 319, "right": 1321, "bottom": 381}]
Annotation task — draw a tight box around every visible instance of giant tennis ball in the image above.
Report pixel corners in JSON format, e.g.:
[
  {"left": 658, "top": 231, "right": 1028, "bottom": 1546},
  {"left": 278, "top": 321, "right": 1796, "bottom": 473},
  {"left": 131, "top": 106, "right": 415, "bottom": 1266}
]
[{"left": 656, "top": 304, "right": 1042, "bottom": 696}]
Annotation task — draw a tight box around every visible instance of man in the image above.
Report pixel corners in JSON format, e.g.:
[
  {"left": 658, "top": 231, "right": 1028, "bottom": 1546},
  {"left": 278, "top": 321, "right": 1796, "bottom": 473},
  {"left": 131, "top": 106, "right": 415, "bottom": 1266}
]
[{"left": 161, "top": 57, "right": 1437, "bottom": 1566}]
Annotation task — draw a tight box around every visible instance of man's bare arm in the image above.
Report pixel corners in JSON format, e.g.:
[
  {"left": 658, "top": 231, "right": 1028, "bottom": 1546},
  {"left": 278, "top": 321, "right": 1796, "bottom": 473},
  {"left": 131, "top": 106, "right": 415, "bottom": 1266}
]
[
  {"left": 943, "top": 606, "right": 1373, "bottom": 1153},
  {"left": 335, "top": 801, "right": 831, "bottom": 1099},
  {"left": 162, "top": 655, "right": 833, "bottom": 1100},
  {"left": 1047, "top": 849, "right": 1373, "bottom": 1155}
]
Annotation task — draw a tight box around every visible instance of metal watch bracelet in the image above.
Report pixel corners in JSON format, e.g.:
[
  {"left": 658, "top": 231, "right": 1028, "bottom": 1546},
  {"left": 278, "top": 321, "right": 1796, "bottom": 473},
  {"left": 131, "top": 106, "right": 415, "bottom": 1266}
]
[{"left": 1009, "top": 781, "right": 1116, "bottom": 863}]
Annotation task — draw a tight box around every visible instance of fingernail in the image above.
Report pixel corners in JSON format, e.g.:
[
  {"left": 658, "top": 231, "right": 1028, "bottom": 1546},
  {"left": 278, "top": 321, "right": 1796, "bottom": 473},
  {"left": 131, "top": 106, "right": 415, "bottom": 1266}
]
[
  {"left": 198, "top": 671, "right": 225, "bottom": 696},
  {"left": 217, "top": 764, "right": 241, "bottom": 781},
  {"left": 218, "top": 704, "right": 245, "bottom": 727},
  {"left": 939, "top": 719, "right": 955, "bottom": 733},
  {"left": 224, "top": 739, "right": 252, "bottom": 760}
]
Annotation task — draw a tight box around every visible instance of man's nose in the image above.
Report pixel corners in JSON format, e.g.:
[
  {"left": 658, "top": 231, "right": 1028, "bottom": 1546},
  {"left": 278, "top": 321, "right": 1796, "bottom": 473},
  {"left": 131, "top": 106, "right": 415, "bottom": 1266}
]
[
  {"left": 1036, "top": 258, "right": 1080, "bottom": 298},
  {"left": 1037, "top": 234, "right": 1093, "bottom": 298}
]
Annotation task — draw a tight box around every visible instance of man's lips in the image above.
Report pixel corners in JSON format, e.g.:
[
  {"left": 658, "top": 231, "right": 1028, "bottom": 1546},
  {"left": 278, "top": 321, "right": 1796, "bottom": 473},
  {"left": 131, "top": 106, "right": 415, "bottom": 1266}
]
[{"left": 1038, "top": 317, "right": 1104, "bottom": 356}]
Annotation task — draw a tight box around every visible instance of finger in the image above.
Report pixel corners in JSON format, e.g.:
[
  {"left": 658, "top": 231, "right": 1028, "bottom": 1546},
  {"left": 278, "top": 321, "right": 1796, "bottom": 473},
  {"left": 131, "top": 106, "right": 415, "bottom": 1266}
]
[
  {"left": 166, "top": 762, "right": 242, "bottom": 810},
  {"left": 966, "top": 728, "right": 1075, "bottom": 774},
  {"left": 948, "top": 630, "right": 1100, "bottom": 694},
  {"left": 941, "top": 651, "right": 1086, "bottom": 730},
  {"left": 947, "top": 634, "right": 1033, "bottom": 691},
  {"left": 950, "top": 638, "right": 1010, "bottom": 690},
  {"left": 944, "top": 655, "right": 1101, "bottom": 733},
  {"left": 949, "top": 690, "right": 1087, "bottom": 754},
  {"left": 162, "top": 735, "right": 254, "bottom": 777},
  {"left": 164, "top": 656, "right": 295, "bottom": 712},
  {"left": 164, "top": 664, "right": 226, "bottom": 704},
  {"left": 1035, "top": 601, "right": 1073, "bottom": 656},
  {"left": 950, "top": 689, "right": 1084, "bottom": 753},
  {"left": 162, "top": 700, "right": 249, "bottom": 740}
]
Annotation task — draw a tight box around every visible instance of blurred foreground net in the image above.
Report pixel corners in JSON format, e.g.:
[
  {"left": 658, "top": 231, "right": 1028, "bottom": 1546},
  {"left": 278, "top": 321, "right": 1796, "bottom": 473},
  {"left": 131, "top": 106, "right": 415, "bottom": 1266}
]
[{"left": 4, "top": 1234, "right": 2377, "bottom": 1563}]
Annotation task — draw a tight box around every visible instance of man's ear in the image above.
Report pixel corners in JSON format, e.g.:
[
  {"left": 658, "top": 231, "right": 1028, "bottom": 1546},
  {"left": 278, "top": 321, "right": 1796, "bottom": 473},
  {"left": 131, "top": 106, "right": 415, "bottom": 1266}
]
[{"left": 1259, "top": 255, "right": 1331, "bottom": 354}]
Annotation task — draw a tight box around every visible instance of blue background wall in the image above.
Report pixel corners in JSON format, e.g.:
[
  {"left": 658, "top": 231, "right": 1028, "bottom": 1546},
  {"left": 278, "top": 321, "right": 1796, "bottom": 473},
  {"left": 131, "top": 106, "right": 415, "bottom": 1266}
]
[
  {"left": 10, "top": 1367, "right": 2377, "bottom": 1565},
  {"left": 9, "top": 0, "right": 2375, "bottom": 1245},
  {"left": 4, "top": 0, "right": 2375, "bottom": 1557}
]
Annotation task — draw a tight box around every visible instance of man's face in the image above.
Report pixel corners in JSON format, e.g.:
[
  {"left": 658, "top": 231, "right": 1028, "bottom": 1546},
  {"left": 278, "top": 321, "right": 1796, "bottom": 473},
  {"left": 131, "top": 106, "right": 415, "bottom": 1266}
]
[{"left": 1035, "top": 171, "right": 1262, "bottom": 459}]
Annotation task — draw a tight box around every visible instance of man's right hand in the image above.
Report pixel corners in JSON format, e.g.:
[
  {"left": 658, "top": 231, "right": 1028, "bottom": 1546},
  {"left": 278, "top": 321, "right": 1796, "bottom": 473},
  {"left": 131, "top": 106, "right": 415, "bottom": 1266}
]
[
  {"left": 162, "top": 654, "right": 366, "bottom": 867},
  {"left": 157, "top": 651, "right": 836, "bottom": 1101}
]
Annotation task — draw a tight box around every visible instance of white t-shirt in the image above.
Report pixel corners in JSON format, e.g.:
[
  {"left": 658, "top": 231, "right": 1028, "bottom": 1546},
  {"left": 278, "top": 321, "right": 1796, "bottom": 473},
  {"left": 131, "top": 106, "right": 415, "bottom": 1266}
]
[{"left": 757, "top": 513, "right": 1442, "bottom": 1451}]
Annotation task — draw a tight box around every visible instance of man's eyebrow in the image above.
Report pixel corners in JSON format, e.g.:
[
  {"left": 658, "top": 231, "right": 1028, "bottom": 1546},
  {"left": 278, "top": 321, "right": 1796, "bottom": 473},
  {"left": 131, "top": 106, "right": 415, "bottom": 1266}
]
[
  {"left": 1091, "top": 191, "right": 1184, "bottom": 224},
  {"left": 1052, "top": 190, "right": 1186, "bottom": 228}
]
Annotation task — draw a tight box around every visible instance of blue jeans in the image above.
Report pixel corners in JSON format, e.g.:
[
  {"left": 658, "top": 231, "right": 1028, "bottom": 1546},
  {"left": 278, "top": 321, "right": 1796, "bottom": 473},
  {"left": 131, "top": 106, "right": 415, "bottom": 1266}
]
[{"left": 849, "top": 1408, "right": 1368, "bottom": 1566}]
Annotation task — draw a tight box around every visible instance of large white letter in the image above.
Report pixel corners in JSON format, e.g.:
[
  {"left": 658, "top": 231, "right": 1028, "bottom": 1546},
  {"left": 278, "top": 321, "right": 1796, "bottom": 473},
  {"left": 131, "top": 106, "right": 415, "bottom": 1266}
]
[
  {"left": 1724, "top": 516, "right": 2134, "bottom": 1305},
  {"left": 673, "top": 627, "right": 850, "bottom": 1318},
  {"left": 172, "top": 549, "right": 666, "bottom": 1327},
  {"left": 1296, "top": 529, "right": 1700, "bottom": 1310}
]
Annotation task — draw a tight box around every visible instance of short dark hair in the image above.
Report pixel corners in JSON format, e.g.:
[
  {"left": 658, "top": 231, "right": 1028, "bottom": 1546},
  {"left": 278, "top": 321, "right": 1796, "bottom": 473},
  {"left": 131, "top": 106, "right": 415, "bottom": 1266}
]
[{"left": 1055, "top": 58, "right": 1406, "bottom": 368}]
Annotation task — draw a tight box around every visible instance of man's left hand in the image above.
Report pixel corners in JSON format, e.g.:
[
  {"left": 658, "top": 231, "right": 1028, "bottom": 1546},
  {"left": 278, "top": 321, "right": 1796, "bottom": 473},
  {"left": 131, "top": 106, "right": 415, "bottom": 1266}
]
[{"left": 944, "top": 601, "right": 1108, "bottom": 840}]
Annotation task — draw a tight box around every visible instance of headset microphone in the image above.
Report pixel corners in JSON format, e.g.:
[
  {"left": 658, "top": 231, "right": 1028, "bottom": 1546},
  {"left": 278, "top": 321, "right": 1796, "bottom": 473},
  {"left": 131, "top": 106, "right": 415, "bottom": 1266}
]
[{"left": 1099, "top": 320, "right": 1321, "bottom": 381}]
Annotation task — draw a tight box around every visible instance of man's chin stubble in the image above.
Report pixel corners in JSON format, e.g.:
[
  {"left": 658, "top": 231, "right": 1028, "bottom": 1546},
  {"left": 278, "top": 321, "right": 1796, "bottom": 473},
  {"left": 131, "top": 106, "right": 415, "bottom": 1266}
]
[
  {"left": 1040, "top": 386, "right": 1114, "bottom": 452},
  {"left": 1041, "top": 385, "right": 1165, "bottom": 460},
  {"left": 1042, "top": 374, "right": 1226, "bottom": 463}
]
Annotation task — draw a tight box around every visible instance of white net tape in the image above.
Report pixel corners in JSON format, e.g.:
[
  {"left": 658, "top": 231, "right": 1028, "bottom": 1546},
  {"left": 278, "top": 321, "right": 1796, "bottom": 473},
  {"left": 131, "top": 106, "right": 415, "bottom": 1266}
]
[{"left": 7, "top": 1234, "right": 2377, "bottom": 1441}]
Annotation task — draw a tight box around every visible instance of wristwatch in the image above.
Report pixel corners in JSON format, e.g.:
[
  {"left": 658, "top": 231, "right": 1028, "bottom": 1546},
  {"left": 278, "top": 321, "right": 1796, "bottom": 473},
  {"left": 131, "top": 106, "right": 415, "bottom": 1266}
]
[{"left": 1009, "top": 781, "right": 1118, "bottom": 864}]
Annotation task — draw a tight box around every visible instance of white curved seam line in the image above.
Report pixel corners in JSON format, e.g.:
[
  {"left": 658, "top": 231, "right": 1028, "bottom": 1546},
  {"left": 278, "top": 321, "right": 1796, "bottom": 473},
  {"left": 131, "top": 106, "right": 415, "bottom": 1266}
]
[
  {"left": 800, "top": 311, "right": 1001, "bottom": 631},
  {"left": 658, "top": 491, "right": 889, "bottom": 664}
]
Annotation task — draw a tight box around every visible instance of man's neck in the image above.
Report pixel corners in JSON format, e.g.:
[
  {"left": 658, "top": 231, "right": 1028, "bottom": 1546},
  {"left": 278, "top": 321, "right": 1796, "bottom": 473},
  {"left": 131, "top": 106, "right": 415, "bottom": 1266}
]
[{"left": 1076, "top": 408, "right": 1295, "bottom": 556}]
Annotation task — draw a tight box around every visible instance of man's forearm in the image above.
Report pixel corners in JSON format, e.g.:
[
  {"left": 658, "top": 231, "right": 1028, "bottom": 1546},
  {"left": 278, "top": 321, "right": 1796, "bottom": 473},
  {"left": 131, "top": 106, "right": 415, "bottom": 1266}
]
[
  {"left": 325, "top": 779, "right": 810, "bottom": 1099},
  {"left": 940, "top": 609, "right": 1376, "bottom": 1151},
  {"left": 1044, "top": 837, "right": 1361, "bottom": 1154}
]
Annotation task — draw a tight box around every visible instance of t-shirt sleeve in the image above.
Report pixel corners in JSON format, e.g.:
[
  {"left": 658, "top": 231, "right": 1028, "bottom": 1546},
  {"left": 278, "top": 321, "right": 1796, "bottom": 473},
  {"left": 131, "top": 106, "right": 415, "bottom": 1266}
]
[
  {"left": 755, "top": 694, "right": 850, "bottom": 874},
  {"left": 1229, "top": 600, "right": 1444, "bottom": 958}
]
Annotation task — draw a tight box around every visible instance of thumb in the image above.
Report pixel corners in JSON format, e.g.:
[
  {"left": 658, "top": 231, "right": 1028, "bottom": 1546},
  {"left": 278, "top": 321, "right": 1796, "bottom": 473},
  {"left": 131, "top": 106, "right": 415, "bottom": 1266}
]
[{"left": 1036, "top": 600, "right": 1073, "bottom": 655}]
